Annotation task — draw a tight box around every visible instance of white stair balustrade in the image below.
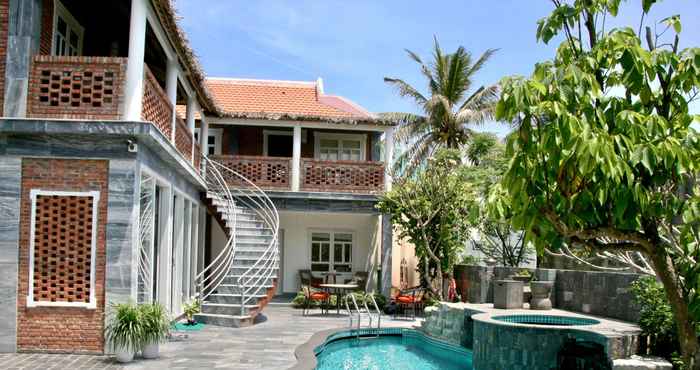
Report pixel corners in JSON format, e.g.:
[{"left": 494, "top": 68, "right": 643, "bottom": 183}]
[{"left": 193, "top": 156, "right": 280, "bottom": 327}]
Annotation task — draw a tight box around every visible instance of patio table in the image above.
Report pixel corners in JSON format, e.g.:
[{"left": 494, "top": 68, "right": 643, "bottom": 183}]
[{"left": 319, "top": 283, "right": 358, "bottom": 315}]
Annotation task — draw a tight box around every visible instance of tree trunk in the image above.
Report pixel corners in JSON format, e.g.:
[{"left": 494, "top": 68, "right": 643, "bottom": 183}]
[{"left": 648, "top": 245, "right": 700, "bottom": 369}]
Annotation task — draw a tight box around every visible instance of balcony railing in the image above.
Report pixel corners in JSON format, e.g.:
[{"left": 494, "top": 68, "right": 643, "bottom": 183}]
[
  {"left": 301, "top": 159, "right": 385, "bottom": 194},
  {"left": 27, "top": 56, "right": 199, "bottom": 173},
  {"left": 209, "top": 155, "right": 291, "bottom": 190}
]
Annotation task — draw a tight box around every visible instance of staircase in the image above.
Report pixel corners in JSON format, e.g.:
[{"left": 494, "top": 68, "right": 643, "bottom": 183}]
[{"left": 194, "top": 157, "right": 280, "bottom": 327}]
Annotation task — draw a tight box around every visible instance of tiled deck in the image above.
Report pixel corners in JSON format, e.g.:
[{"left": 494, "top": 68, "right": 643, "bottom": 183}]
[{"left": 0, "top": 302, "right": 421, "bottom": 370}]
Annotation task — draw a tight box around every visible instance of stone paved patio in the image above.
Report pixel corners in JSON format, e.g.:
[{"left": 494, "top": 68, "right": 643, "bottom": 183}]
[{"left": 0, "top": 302, "right": 421, "bottom": 370}]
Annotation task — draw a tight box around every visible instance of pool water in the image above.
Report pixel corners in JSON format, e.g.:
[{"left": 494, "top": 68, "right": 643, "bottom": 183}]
[{"left": 315, "top": 332, "right": 472, "bottom": 370}]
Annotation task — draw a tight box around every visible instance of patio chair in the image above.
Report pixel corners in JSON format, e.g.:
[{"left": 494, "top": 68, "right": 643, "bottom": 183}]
[
  {"left": 301, "top": 285, "right": 330, "bottom": 316},
  {"left": 299, "top": 269, "right": 323, "bottom": 289},
  {"left": 344, "top": 271, "right": 369, "bottom": 291},
  {"left": 392, "top": 286, "right": 426, "bottom": 320}
]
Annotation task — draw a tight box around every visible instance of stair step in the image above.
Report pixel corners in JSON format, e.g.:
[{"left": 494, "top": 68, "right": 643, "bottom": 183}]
[{"left": 194, "top": 312, "right": 253, "bottom": 328}]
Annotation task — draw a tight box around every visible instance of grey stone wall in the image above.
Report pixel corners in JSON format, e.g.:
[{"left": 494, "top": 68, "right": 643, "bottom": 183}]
[
  {"left": 456, "top": 265, "right": 642, "bottom": 323},
  {"left": 0, "top": 157, "right": 21, "bottom": 353},
  {"left": 420, "top": 303, "right": 472, "bottom": 347},
  {"left": 555, "top": 270, "right": 641, "bottom": 323}
]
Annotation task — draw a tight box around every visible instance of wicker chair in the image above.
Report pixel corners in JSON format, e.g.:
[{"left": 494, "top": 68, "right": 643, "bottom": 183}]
[
  {"left": 301, "top": 285, "right": 330, "bottom": 316},
  {"left": 299, "top": 269, "right": 323, "bottom": 289},
  {"left": 344, "top": 271, "right": 369, "bottom": 291},
  {"left": 392, "top": 286, "right": 426, "bottom": 319}
]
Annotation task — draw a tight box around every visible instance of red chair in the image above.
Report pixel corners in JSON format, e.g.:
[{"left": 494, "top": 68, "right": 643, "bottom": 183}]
[
  {"left": 393, "top": 287, "right": 426, "bottom": 319},
  {"left": 302, "top": 285, "right": 330, "bottom": 316}
]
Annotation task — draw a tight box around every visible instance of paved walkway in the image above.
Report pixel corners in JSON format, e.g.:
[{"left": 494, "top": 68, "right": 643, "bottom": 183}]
[{"left": 0, "top": 303, "right": 421, "bottom": 370}]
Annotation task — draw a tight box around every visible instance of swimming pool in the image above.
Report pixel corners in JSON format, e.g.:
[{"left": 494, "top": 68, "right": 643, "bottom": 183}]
[
  {"left": 492, "top": 314, "right": 600, "bottom": 326},
  {"left": 314, "top": 329, "right": 473, "bottom": 370}
]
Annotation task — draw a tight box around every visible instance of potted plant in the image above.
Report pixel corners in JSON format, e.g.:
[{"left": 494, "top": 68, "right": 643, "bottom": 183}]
[
  {"left": 183, "top": 300, "right": 201, "bottom": 325},
  {"left": 139, "top": 303, "right": 170, "bottom": 359},
  {"left": 104, "top": 302, "right": 142, "bottom": 363},
  {"left": 510, "top": 269, "right": 532, "bottom": 283}
]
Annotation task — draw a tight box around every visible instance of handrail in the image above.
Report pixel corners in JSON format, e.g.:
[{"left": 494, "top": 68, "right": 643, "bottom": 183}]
[
  {"left": 367, "top": 294, "right": 382, "bottom": 329},
  {"left": 349, "top": 293, "right": 361, "bottom": 331},
  {"left": 344, "top": 295, "right": 353, "bottom": 328},
  {"left": 197, "top": 156, "right": 280, "bottom": 317}
]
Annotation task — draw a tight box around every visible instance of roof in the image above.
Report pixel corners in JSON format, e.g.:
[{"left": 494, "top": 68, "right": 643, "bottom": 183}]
[
  {"left": 150, "top": 0, "right": 222, "bottom": 116},
  {"left": 206, "top": 78, "right": 393, "bottom": 126}
]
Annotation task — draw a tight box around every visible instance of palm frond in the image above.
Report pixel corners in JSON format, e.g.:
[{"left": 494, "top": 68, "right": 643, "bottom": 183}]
[
  {"left": 464, "top": 48, "right": 498, "bottom": 81},
  {"left": 392, "top": 133, "right": 436, "bottom": 178},
  {"left": 383, "top": 77, "right": 428, "bottom": 105},
  {"left": 457, "top": 84, "right": 499, "bottom": 117}
]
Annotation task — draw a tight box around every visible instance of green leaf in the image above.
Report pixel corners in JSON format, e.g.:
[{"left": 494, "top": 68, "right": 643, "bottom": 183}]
[
  {"left": 642, "top": 0, "right": 657, "bottom": 13},
  {"left": 661, "top": 15, "right": 682, "bottom": 34}
]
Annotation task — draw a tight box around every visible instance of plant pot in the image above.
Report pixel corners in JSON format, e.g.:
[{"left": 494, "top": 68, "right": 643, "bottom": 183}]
[
  {"left": 493, "top": 280, "right": 524, "bottom": 309},
  {"left": 530, "top": 281, "right": 554, "bottom": 310},
  {"left": 114, "top": 348, "right": 134, "bottom": 363},
  {"left": 142, "top": 342, "right": 159, "bottom": 359},
  {"left": 510, "top": 275, "right": 531, "bottom": 283}
]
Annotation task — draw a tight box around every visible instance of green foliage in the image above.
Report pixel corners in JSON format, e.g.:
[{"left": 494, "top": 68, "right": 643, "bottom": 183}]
[
  {"left": 182, "top": 300, "right": 200, "bottom": 323},
  {"left": 291, "top": 291, "right": 387, "bottom": 311},
  {"left": 104, "top": 302, "right": 143, "bottom": 353},
  {"left": 459, "top": 254, "right": 480, "bottom": 265},
  {"left": 467, "top": 133, "right": 498, "bottom": 166},
  {"left": 382, "top": 37, "right": 499, "bottom": 177},
  {"left": 494, "top": 0, "right": 700, "bottom": 364},
  {"left": 138, "top": 303, "right": 170, "bottom": 346},
  {"left": 378, "top": 149, "right": 478, "bottom": 298}
]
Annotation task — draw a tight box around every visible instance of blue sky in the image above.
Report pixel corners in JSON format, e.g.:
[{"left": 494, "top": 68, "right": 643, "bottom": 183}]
[{"left": 176, "top": 0, "right": 700, "bottom": 137}]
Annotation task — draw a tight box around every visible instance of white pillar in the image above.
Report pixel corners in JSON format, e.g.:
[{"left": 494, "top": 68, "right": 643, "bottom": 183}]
[
  {"left": 186, "top": 96, "right": 196, "bottom": 161},
  {"left": 199, "top": 115, "right": 209, "bottom": 155},
  {"left": 384, "top": 126, "right": 395, "bottom": 192},
  {"left": 122, "top": 0, "right": 148, "bottom": 120},
  {"left": 165, "top": 59, "right": 179, "bottom": 141},
  {"left": 291, "top": 125, "right": 302, "bottom": 192}
]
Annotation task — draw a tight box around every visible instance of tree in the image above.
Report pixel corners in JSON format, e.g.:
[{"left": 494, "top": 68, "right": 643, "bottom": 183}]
[
  {"left": 383, "top": 38, "right": 499, "bottom": 177},
  {"left": 377, "top": 149, "right": 477, "bottom": 299},
  {"left": 492, "top": 0, "right": 700, "bottom": 366}
]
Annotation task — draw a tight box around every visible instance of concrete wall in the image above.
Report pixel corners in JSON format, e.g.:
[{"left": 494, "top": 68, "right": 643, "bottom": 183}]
[
  {"left": 0, "top": 157, "right": 21, "bottom": 353},
  {"left": 456, "top": 265, "right": 642, "bottom": 323},
  {"left": 278, "top": 211, "right": 379, "bottom": 293}
]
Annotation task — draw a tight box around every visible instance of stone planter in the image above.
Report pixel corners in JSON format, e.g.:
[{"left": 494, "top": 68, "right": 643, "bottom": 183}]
[
  {"left": 114, "top": 348, "right": 134, "bottom": 363},
  {"left": 510, "top": 275, "right": 532, "bottom": 283},
  {"left": 530, "top": 281, "right": 554, "bottom": 310},
  {"left": 493, "top": 280, "right": 524, "bottom": 309},
  {"left": 142, "top": 342, "right": 159, "bottom": 359}
]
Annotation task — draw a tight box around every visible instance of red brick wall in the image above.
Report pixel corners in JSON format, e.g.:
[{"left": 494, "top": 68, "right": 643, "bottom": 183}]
[
  {"left": 39, "top": 0, "right": 53, "bottom": 55},
  {"left": 0, "top": 0, "right": 8, "bottom": 116},
  {"left": 17, "top": 159, "right": 108, "bottom": 354}
]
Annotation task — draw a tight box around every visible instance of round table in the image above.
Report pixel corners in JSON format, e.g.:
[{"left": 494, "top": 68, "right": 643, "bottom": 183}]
[{"left": 319, "top": 283, "right": 359, "bottom": 315}]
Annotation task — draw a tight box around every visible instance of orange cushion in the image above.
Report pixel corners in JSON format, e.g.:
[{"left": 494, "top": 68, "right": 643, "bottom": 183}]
[
  {"left": 397, "top": 295, "right": 415, "bottom": 304},
  {"left": 310, "top": 292, "right": 329, "bottom": 300}
]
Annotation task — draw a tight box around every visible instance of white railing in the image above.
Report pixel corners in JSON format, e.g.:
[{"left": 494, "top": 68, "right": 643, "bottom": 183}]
[
  {"left": 195, "top": 156, "right": 280, "bottom": 316},
  {"left": 195, "top": 156, "right": 238, "bottom": 303}
]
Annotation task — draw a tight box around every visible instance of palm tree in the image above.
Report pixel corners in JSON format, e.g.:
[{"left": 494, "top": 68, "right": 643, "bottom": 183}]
[{"left": 383, "top": 37, "right": 499, "bottom": 177}]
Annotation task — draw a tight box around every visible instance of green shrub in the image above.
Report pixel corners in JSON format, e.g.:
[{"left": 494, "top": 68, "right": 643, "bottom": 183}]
[
  {"left": 182, "top": 300, "right": 201, "bottom": 324},
  {"left": 138, "top": 303, "right": 170, "bottom": 346},
  {"left": 104, "top": 302, "right": 143, "bottom": 353},
  {"left": 630, "top": 276, "right": 683, "bottom": 367},
  {"left": 291, "top": 290, "right": 386, "bottom": 311}
]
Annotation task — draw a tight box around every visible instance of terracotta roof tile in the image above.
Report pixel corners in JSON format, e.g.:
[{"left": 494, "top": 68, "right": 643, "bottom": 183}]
[{"left": 206, "top": 78, "right": 376, "bottom": 120}]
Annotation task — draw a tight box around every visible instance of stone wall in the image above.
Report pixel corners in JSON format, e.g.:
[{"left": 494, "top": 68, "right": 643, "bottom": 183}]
[
  {"left": 420, "top": 303, "right": 471, "bottom": 347},
  {"left": 455, "top": 265, "right": 642, "bottom": 323}
]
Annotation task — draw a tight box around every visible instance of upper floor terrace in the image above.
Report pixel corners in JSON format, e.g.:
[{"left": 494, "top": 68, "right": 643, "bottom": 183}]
[{"left": 1, "top": 0, "right": 221, "bottom": 174}]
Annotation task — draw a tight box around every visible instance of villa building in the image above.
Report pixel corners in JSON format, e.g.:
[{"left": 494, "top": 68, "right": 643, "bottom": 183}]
[{"left": 0, "top": 0, "right": 396, "bottom": 354}]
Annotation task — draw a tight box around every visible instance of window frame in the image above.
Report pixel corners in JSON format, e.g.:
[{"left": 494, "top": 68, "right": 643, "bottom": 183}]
[
  {"left": 26, "top": 189, "right": 100, "bottom": 309},
  {"left": 314, "top": 133, "right": 367, "bottom": 161},
  {"left": 194, "top": 128, "right": 223, "bottom": 155},
  {"left": 52, "top": 0, "right": 84, "bottom": 57},
  {"left": 308, "top": 230, "right": 354, "bottom": 274}
]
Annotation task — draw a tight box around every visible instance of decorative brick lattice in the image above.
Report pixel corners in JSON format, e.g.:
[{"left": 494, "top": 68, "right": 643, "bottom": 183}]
[
  {"left": 174, "top": 118, "right": 193, "bottom": 162},
  {"left": 28, "top": 56, "right": 127, "bottom": 120},
  {"left": 141, "top": 65, "right": 173, "bottom": 138},
  {"left": 32, "top": 194, "right": 94, "bottom": 304},
  {"left": 301, "top": 159, "right": 384, "bottom": 193},
  {"left": 211, "top": 155, "right": 291, "bottom": 190},
  {"left": 193, "top": 142, "right": 202, "bottom": 173}
]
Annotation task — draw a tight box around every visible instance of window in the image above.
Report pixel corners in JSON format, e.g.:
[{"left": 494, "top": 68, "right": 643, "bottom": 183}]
[
  {"left": 310, "top": 232, "right": 353, "bottom": 273},
  {"left": 27, "top": 190, "right": 100, "bottom": 308},
  {"left": 52, "top": 1, "right": 84, "bottom": 56},
  {"left": 315, "top": 133, "right": 366, "bottom": 161},
  {"left": 194, "top": 128, "right": 222, "bottom": 155}
]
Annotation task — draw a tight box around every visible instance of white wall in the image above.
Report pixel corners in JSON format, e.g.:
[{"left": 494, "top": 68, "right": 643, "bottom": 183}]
[{"left": 279, "top": 211, "right": 380, "bottom": 293}]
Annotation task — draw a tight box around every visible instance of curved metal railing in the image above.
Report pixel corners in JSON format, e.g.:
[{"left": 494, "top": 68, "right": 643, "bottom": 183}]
[{"left": 195, "top": 156, "right": 280, "bottom": 316}]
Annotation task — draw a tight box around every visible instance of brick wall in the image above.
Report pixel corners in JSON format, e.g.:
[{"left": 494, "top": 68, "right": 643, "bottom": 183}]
[
  {"left": 17, "top": 158, "right": 108, "bottom": 353},
  {"left": 0, "top": 0, "right": 8, "bottom": 115},
  {"left": 39, "top": 0, "right": 53, "bottom": 55}
]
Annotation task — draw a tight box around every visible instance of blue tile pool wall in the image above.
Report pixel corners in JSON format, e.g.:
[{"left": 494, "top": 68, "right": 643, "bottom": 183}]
[
  {"left": 492, "top": 314, "right": 600, "bottom": 326},
  {"left": 472, "top": 319, "right": 610, "bottom": 370}
]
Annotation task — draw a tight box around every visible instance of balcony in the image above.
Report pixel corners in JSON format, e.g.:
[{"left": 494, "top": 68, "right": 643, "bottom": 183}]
[
  {"left": 26, "top": 56, "right": 201, "bottom": 171},
  {"left": 209, "top": 155, "right": 385, "bottom": 194}
]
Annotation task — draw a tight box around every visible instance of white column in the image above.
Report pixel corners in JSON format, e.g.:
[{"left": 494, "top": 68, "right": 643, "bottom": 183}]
[
  {"left": 186, "top": 96, "right": 197, "bottom": 161},
  {"left": 384, "top": 126, "right": 395, "bottom": 192},
  {"left": 123, "top": 0, "right": 148, "bottom": 120},
  {"left": 199, "top": 115, "right": 209, "bottom": 154},
  {"left": 291, "top": 125, "right": 302, "bottom": 191},
  {"left": 165, "top": 59, "right": 179, "bottom": 141}
]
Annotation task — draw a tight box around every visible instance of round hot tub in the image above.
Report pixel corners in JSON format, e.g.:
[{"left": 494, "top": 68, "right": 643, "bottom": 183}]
[{"left": 492, "top": 314, "right": 600, "bottom": 326}]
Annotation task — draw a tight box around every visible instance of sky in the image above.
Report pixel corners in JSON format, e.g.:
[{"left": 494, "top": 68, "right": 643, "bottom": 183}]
[{"left": 175, "top": 0, "right": 700, "bottom": 137}]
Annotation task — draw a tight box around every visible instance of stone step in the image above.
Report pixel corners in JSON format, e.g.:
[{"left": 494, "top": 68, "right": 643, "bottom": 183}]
[
  {"left": 207, "top": 292, "right": 268, "bottom": 304},
  {"left": 223, "top": 272, "right": 276, "bottom": 284},
  {"left": 194, "top": 312, "right": 253, "bottom": 328},
  {"left": 215, "top": 283, "right": 274, "bottom": 294}
]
